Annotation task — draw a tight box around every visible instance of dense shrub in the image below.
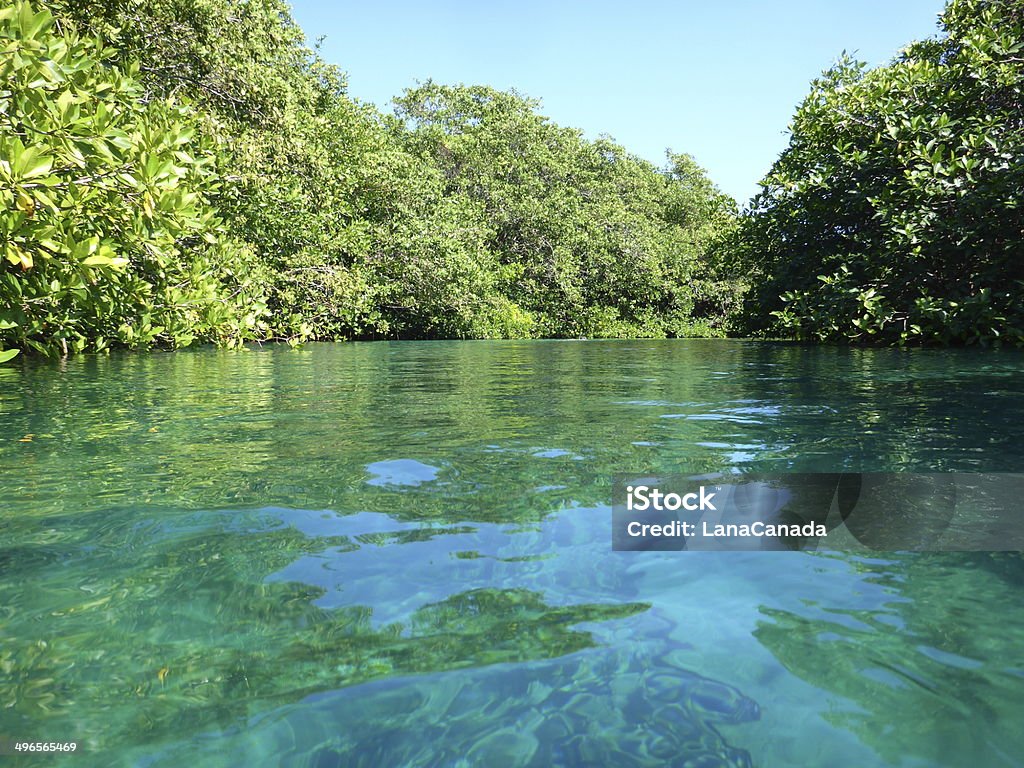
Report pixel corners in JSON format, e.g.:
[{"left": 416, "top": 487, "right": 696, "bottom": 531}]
[
  {"left": 1, "top": 0, "right": 740, "bottom": 357},
  {"left": 0, "top": 3, "right": 270, "bottom": 358},
  {"left": 737, "top": 0, "right": 1024, "bottom": 345}
]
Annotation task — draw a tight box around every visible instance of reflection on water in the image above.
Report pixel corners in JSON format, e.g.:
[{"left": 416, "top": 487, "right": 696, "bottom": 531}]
[{"left": 2, "top": 340, "right": 1024, "bottom": 766}]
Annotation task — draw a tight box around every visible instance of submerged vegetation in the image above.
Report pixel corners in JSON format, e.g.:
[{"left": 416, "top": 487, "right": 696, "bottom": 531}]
[
  {"left": 4, "top": 341, "right": 1024, "bottom": 759},
  {"left": 0, "top": 0, "right": 1021, "bottom": 357}
]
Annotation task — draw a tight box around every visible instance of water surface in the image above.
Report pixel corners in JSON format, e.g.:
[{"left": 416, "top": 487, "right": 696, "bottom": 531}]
[{"left": 2, "top": 340, "right": 1023, "bottom": 766}]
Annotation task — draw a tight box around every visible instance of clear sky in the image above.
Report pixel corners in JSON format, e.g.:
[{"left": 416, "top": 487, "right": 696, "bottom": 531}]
[{"left": 289, "top": 0, "right": 948, "bottom": 205}]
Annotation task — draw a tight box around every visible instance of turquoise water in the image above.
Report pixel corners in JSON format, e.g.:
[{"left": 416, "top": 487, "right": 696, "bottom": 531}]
[{"left": 1, "top": 340, "right": 1023, "bottom": 767}]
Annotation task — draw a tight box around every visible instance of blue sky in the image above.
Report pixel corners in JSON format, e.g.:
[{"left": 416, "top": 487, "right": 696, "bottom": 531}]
[{"left": 289, "top": 0, "right": 948, "bottom": 205}]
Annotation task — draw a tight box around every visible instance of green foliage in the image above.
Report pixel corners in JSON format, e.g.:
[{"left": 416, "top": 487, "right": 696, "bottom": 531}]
[
  {"left": 738, "top": 0, "right": 1024, "bottom": 345},
  {"left": 0, "top": 2, "right": 271, "bottom": 356},
  {"left": 4, "top": 0, "right": 738, "bottom": 356},
  {"left": 392, "top": 83, "right": 738, "bottom": 338},
  {"left": 46, "top": 0, "right": 385, "bottom": 344},
  {"left": 12, "top": 0, "right": 1022, "bottom": 353}
]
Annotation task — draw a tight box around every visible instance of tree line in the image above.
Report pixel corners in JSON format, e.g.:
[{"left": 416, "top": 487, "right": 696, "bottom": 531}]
[
  {"left": 0, "top": 0, "right": 739, "bottom": 360},
  {"left": 0, "top": 0, "right": 1020, "bottom": 361},
  {"left": 734, "top": 0, "right": 1023, "bottom": 345}
]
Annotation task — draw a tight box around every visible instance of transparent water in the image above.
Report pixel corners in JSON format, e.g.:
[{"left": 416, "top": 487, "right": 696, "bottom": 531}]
[{"left": 2, "top": 340, "right": 1023, "bottom": 767}]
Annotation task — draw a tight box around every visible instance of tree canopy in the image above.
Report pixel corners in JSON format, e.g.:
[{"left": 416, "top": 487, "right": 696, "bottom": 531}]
[
  {"left": 736, "top": 0, "right": 1024, "bottom": 346},
  {"left": 0, "top": 2, "right": 270, "bottom": 359},
  {"left": 0, "top": 0, "right": 738, "bottom": 358},
  {"left": 4, "top": 0, "right": 1019, "bottom": 358}
]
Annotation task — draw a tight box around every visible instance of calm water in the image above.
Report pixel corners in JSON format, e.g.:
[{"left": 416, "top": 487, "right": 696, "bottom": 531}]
[{"left": 2, "top": 340, "right": 1023, "bottom": 767}]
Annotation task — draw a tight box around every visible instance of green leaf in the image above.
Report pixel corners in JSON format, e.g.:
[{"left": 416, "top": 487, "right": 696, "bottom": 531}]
[{"left": 82, "top": 253, "right": 128, "bottom": 268}]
